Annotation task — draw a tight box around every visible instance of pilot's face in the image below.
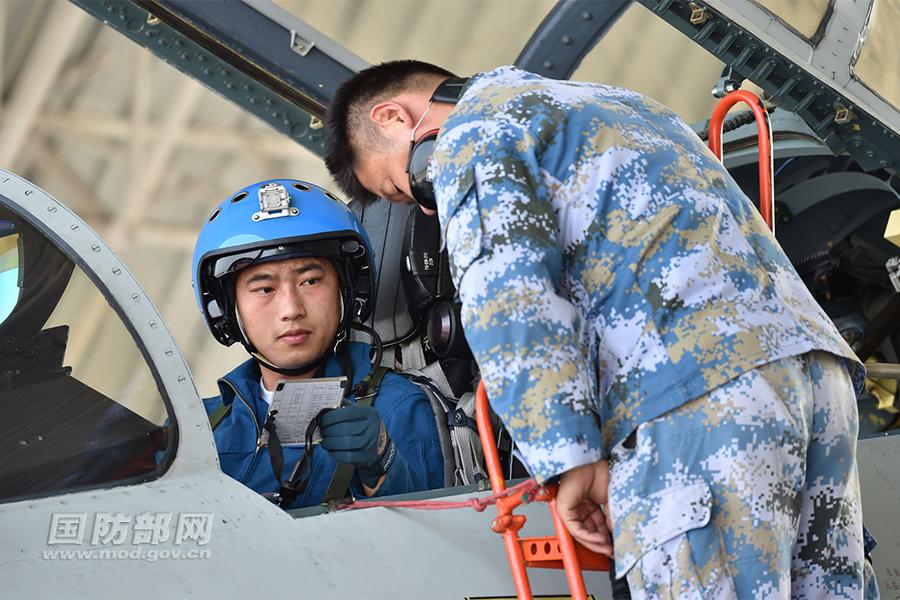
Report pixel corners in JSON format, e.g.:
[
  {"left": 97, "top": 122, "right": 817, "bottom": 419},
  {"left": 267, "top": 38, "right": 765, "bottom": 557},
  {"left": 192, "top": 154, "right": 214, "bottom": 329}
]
[{"left": 234, "top": 257, "right": 341, "bottom": 378}]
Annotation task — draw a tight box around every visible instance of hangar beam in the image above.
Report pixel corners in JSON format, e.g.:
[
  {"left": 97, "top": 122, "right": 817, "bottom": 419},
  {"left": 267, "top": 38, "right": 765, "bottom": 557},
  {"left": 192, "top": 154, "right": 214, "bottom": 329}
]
[
  {"left": 515, "top": 0, "right": 632, "bottom": 79},
  {"left": 70, "top": 0, "right": 367, "bottom": 158}
]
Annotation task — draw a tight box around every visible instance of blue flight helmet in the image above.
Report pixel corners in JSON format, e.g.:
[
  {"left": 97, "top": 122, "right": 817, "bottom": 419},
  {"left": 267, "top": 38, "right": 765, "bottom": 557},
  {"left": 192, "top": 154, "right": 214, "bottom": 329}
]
[{"left": 192, "top": 179, "right": 376, "bottom": 376}]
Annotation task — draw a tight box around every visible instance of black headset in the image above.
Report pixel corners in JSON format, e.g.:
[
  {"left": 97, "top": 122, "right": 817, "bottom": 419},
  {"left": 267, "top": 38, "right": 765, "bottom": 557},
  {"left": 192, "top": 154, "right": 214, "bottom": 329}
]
[
  {"left": 405, "top": 77, "right": 469, "bottom": 212},
  {"left": 400, "top": 208, "right": 471, "bottom": 361}
]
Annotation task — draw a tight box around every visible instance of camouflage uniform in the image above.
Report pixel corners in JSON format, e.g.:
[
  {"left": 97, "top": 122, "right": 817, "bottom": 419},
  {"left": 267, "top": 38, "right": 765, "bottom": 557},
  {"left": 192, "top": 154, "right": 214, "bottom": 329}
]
[
  {"left": 610, "top": 352, "right": 874, "bottom": 597},
  {"left": 431, "top": 66, "right": 875, "bottom": 596}
]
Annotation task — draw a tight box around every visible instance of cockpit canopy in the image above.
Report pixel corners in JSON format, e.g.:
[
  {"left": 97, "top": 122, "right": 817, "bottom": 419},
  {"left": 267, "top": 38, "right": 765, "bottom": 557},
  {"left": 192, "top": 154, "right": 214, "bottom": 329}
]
[{"left": 0, "top": 205, "right": 172, "bottom": 503}]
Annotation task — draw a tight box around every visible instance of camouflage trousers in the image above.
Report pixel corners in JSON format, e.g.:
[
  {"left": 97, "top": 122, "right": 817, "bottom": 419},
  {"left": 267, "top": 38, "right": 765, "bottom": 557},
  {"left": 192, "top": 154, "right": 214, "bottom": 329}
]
[{"left": 608, "top": 351, "right": 878, "bottom": 599}]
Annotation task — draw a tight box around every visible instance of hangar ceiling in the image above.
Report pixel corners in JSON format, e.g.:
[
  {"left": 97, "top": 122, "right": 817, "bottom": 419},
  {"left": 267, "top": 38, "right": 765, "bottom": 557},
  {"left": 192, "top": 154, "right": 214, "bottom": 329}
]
[{"left": 0, "top": 0, "right": 724, "bottom": 397}]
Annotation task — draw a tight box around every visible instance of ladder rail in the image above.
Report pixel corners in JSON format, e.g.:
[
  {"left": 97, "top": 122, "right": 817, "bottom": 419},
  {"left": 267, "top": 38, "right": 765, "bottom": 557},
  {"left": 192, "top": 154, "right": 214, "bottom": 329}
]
[
  {"left": 707, "top": 89, "right": 775, "bottom": 233},
  {"left": 475, "top": 381, "right": 595, "bottom": 600}
]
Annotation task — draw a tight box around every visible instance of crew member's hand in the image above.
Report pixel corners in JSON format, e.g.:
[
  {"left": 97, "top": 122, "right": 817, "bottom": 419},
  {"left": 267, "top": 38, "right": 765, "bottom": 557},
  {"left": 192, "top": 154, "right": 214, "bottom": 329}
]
[
  {"left": 318, "top": 404, "right": 387, "bottom": 467},
  {"left": 557, "top": 460, "right": 614, "bottom": 556}
]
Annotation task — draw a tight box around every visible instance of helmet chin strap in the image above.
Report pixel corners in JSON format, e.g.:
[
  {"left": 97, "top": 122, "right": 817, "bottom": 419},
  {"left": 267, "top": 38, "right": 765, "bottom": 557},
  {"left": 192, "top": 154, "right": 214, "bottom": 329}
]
[{"left": 236, "top": 293, "right": 347, "bottom": 378}]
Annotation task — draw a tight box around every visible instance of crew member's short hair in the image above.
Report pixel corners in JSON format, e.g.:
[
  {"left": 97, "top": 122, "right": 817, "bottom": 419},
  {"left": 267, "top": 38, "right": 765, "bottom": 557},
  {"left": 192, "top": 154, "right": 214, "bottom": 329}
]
[{"left": 325, "top": 59, "right": 455, "bottom": 205}]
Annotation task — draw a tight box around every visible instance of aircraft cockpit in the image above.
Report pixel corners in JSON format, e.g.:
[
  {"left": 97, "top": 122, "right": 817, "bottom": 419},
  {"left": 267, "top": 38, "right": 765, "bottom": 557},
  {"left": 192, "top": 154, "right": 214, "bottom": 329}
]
[
  {"left": 0, "top": 0, "right": 898, "bottom": 597},
  {"left": 0, "top": 169, "right": 619, "bottom": 600}
]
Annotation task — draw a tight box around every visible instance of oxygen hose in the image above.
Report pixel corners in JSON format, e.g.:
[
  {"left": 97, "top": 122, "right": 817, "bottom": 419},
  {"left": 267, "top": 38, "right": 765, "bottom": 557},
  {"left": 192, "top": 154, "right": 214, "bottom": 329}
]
[{"left": 349, "top": 321, "right": 383, "bottom": 397}]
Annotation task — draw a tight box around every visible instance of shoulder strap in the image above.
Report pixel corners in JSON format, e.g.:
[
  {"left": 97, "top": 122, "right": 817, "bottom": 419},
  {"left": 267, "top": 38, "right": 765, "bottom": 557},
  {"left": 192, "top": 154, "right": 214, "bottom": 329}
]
[
  {"left": 355, "top": 366, "right": 389, "bottom": 406},
  {"left": 208, "top": 402, "right": 232, "bottom": 431},
  {"left": 449, "top": 391, "right": 487, "bottom": 487},
  {"left": 322, "top": 366, "right": 390, "bottom": 504}
]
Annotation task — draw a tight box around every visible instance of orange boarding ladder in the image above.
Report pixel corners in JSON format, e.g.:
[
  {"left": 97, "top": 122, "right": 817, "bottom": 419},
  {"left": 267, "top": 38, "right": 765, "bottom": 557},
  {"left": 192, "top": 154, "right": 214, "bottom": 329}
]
[
  {"left": 707, "top": 90, "right": 775, "bottom": 233},
  {"left": 475, "top": 382, "right": 610, "bottom": 600}
]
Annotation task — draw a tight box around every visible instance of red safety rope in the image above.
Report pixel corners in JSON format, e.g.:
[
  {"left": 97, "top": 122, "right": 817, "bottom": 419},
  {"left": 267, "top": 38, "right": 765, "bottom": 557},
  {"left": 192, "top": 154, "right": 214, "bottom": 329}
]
[{"left": 335, "top": 478, "right": 542, "bottom": 512}]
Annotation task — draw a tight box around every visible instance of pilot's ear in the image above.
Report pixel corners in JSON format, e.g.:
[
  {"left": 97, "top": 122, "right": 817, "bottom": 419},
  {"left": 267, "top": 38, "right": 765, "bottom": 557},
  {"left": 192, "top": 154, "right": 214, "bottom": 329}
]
[{"left": 370, "top": 101, "right": 411, "bottom": 133}]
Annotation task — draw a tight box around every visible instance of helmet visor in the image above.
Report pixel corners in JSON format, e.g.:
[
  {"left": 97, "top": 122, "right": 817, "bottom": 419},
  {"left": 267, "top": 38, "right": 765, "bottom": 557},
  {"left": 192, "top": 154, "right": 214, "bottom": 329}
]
[{"left": 211, "top": 239, "right": 345, "bottom": 279}]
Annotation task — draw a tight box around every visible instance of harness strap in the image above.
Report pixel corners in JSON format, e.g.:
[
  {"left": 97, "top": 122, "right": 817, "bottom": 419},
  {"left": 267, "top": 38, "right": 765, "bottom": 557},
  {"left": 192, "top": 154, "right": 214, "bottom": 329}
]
[
  {"left": 322, "top": 366, "right": 390, "bottom": 504},
  {"left": 264, "top": 411, "right": 284, "bottom": 485},
  {"left": 450, "top": 392, "right": 487, "bottom": 487},
  {"left": 208, "top": 402, "right": 232, "bottom": 431}
]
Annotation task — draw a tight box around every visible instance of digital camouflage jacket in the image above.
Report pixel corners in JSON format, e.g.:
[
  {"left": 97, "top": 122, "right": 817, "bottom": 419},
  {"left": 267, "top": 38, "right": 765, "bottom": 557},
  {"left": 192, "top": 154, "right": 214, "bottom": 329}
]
[{"left": 431, "top": 66, "right": 862, "bottom": 482}]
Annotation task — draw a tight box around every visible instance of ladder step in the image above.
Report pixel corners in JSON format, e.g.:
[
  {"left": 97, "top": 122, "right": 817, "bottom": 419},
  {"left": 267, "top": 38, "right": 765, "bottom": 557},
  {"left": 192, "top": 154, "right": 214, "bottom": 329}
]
[{"left": 520, "top": 536, "right": 610, "bottom": 571}]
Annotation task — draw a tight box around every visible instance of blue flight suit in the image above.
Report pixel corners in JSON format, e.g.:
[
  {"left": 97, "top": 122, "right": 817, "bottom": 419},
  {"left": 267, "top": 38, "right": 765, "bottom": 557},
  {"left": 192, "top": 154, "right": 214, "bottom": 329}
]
[{"left": 203, "top": 342, "right": 445, "bottom": 509}]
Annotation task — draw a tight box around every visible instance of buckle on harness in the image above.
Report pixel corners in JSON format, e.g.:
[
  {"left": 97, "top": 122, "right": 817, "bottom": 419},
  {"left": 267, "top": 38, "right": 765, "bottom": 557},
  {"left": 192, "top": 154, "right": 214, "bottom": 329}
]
[{"left": 447, "top": 407, "right": 477, "bottom": 430}]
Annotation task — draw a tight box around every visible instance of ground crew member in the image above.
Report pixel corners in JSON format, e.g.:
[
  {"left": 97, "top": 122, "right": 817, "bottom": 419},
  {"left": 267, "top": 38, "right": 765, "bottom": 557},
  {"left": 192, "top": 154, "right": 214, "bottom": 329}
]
[
  {"left": 191, "top": 179, "right": 445, "bottom": 509},
  {"left": 324, "top": 61, "right": 878, "bottom": 597}
]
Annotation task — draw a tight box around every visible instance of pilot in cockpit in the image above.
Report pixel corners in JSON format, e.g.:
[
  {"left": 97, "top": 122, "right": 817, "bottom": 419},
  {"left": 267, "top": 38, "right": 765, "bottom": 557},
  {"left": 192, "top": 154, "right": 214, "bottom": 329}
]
[{"left": 192, "top": 180, "right": 445, "bottom": 510}]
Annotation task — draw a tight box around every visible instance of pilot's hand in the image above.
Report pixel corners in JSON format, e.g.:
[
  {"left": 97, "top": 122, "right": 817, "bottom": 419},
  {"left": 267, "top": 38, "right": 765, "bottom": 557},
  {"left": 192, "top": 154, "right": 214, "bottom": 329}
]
[
  {"left": 319, "top": 404, "right": 394, "bottom": 488},
  {"left": 557, "top": 460, "right": 614, "bottom": 557}
]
